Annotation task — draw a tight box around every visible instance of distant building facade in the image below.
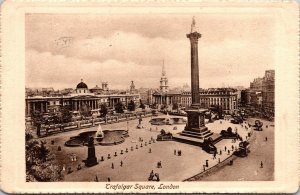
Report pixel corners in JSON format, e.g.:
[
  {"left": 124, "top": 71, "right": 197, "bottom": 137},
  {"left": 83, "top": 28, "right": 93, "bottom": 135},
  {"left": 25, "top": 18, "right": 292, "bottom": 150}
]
[
  {"left": 154, "top": 88, "right": 238, "bottom": 113},
  {"left": 26, "top": 80, "right": 140, "bottom": 117},
  {"left": 241, "top": 70, "right": 274, "bottom": 116},
  {"left": 250, "top": 78, "right": 263, "bottom": 91},
  {"left": 262, "top": 70, "right": 275, "bottom": 114}
]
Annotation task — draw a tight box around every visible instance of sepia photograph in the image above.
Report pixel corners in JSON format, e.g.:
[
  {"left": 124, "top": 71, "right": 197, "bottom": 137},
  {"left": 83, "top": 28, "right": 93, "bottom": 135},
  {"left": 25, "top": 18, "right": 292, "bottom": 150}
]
[
  {"left": 25, "top": 13, "right": 275, "bottom": 182},
  {"left": 0, "top": 1, "right": 298, "bottom": 193}
]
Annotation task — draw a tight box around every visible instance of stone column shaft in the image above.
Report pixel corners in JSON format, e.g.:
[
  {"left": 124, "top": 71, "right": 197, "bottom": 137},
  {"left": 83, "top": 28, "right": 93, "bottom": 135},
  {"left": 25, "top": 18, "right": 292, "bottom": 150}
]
[{"left": 187, "top": 32, "right": 201, "bottom": 107}]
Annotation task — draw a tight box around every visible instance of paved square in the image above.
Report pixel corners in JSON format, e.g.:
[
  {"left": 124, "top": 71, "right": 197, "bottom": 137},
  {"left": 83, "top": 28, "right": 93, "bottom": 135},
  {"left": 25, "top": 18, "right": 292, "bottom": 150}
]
[{"left": 42, "top": 115, "right": 255, "bottom": 181}]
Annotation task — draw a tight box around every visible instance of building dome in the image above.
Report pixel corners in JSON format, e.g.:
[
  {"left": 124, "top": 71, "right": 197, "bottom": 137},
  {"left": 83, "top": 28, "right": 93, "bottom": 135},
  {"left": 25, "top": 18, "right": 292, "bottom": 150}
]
[{"left": 76, "top": 79, "right": 88, "bottom": 89}]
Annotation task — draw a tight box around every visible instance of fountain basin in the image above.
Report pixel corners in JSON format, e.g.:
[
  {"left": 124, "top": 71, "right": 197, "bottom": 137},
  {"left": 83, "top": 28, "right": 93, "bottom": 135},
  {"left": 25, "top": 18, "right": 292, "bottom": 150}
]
[
  {"left": 65, "top": 129, "right": 129, "bottom": 147},
  {"left": 149, "top": 116, "right": 187, "bottom": 125}
]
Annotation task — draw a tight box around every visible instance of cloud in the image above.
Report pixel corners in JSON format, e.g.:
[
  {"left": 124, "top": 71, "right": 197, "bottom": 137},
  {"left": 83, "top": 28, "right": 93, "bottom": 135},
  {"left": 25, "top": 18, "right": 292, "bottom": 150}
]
[
  {"left": 25, "top": 14, "right": 276, "bottom": 89},
  {"left": 26, "top": 49, "right": 162, "bottom": 89}
]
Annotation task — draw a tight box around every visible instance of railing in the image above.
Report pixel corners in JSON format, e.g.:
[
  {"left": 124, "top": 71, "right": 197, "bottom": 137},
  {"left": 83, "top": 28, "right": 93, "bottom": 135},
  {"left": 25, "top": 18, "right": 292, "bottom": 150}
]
[{"left": 39, "top": 111, "right": 154, "bottom": 137}]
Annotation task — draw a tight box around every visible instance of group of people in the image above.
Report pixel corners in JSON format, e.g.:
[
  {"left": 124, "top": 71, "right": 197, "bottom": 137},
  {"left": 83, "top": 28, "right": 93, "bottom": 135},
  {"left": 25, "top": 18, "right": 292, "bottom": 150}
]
[
  {"left": 148, "top": 170, "right": 160, "bottom": 181},
  {"left": 69, "top": 153, "right": 78, "bottom": 162},
  {"left": 174, "top": 149, "right": 182, "bottom": 156},
  {"left": 94, "top": 175, "right": 111, "bottom": 182},
  {"left": 111, "top": 160, "right": 124, "bottom": 169},
  {"left": 157, "top": 161, "right": 162, "bottom": 168}
]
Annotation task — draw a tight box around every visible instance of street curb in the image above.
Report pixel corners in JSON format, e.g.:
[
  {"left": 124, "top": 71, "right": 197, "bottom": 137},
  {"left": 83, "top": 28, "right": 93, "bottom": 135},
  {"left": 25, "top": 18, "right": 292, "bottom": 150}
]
[{"left": 183, "top": 128, "right": 257, "bottom": 181}]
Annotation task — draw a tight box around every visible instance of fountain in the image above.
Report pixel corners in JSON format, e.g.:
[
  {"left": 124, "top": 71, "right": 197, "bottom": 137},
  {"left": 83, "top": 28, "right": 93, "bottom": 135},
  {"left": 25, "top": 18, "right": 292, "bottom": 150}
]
[
  {"left": 95, "top": 124, "right": 104, "bottom": 141},
  {"left": 149, "top": 113, "right": 187, "bottom": 125}
]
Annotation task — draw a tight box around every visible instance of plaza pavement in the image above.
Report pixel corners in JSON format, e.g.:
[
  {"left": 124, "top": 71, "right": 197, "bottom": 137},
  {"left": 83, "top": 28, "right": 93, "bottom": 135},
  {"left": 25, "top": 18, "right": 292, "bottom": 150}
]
[
  {"left": 201, "top": 118, "right": 274, "bottom": 181},
  {"left": 42, "top": 115, "right": 253, "bottom": 181}
]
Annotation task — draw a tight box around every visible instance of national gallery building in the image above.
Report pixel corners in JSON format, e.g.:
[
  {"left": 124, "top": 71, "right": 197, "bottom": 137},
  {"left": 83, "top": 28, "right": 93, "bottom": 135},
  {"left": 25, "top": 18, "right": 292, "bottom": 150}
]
[{"left": 25, "top": 80, "right": 140, "bottom": 117}]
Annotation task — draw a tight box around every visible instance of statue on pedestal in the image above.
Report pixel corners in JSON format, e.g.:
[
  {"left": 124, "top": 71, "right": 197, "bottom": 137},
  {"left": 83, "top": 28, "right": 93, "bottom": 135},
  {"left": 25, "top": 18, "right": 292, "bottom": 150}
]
[{"left": 83, "top": 136, "right": 98, "bottom": 167}]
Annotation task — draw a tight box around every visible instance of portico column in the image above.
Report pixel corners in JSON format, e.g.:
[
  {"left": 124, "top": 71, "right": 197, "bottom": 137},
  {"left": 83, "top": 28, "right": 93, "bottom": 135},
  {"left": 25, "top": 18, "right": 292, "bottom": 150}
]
[
  {"left": 40, "top": 102, "right": 44, "bottom": 113},
  {"left": 32, "top": 103, "right": 36, "bottom": 113},
  {"left": 45, "top": 102, "right": 47, "bottom": 112},
  {"left": 27, "top": 102, "right": 31, "bottom": 116}
]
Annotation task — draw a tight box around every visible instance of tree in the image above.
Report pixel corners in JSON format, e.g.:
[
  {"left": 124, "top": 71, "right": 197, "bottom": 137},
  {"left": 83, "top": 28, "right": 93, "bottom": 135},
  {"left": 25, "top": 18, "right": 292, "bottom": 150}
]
[
  {"left": 172, "top": 103, "right": 179, "bottom": 110},
  {"left": 79, "top": 103, "right": 91, "bottom": 117},
  {"left": 139, "top": 100, "right": 145, "bottom": 110},
  {"left": 31, "top": 111, "right": 45, "bottom": 137},
  {"left": 26, "top": 135, "right": 63, "bottom": 181},
  {"left": 218, "top": 106, "right": 223, "bottom": 119},
  {"left": 128, "top": 100, "right": 136, "bottom": 111},
  {"left": 59, "top": 105, "right": 72, "bottom": 123},
  {"left": 115, "top": 102, "right": 124, "bottom": 113},
  {"left": 100, "top": 103, "right": 108, "bottom": 117}
]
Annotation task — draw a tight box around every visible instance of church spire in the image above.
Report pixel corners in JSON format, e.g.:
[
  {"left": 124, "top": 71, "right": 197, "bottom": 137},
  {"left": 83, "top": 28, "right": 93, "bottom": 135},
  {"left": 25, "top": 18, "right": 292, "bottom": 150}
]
[
  {"left": 162, "top": 60, "right": 166, "bottom": 76},
  {"left": 160, "top": 59, "right": 168, "bottom": 93}
]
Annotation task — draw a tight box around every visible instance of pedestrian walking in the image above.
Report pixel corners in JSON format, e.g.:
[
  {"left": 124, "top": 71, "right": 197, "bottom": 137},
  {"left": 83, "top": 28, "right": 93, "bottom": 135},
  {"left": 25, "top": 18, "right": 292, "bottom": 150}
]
[
  {"left": 107, "top": 177, "right": 111, "bottom": 182},
  {"left": 219, "top": 150, "right": 222, "bottom": 155},
  {"left": 120, "top": 160, "right": 123, "bottom": 167},
  {"left": 218, "top": 158, "right": 220, "bottom": 163},
  {"left": 225, "top": 146, "right": 227, "bottom": 151},
  {"left": 228, "top": 150, "right": 230, "bottom": 155},
  {"left": 213, "top": 152, "right": 216, "bottom": 159},
  {"left": 155, "top": 173, "right": 160, "bottom": 182},
  {"left": 174, "top": 149, "right": 177, "bottom": 155},
  {"left": 111, "top": 163, "right": 114, "bottom": 169},
  {"left": 231, "top": 145, "right": 234, "bottom": 151},
  {"left": 150, "top": 170, "right": 154, "bottom": 175},
  {"left": 178, "top": 150, "right": 182, "bottom": 156},
  {"left": 260, "top": 161, "right": 263, "bottom": 168},
  {"left": 265, "top": 137, "right": 268, "bottom": 141},
  {"left": 149, "top": 148, "right": 152, "bottom": 153},
  {"left": 205, "top": 160, "right": 209, "bottom": 167}
]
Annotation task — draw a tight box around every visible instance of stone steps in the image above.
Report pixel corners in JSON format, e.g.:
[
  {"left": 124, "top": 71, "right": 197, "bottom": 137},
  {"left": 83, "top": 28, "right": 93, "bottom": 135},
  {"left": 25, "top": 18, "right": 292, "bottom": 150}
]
[
  {"left": 172, "top": 134, "right": 204, "bottom": 146},
  {"left": 179, "top": 131, "right": 213, "bottom": 139}
]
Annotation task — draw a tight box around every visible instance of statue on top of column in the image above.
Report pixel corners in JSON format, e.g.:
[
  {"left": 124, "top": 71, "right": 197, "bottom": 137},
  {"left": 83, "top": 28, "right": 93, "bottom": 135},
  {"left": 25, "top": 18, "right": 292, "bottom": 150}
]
[{"left": 191, "top": 16, "right": 197, "bottom": 33}]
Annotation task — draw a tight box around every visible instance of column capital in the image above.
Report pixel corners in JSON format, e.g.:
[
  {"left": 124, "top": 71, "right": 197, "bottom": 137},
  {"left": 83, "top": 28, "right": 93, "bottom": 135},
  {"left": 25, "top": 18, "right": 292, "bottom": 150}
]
[{"left": 187, "top": 32, "right": 201, "bottom": 40}]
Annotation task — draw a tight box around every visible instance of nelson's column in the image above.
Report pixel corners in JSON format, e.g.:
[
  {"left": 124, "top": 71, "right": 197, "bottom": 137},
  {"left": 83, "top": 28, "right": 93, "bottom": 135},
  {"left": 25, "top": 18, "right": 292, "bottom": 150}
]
[{"left": 174, "top": 17, "right": 214, "bottom": 144}]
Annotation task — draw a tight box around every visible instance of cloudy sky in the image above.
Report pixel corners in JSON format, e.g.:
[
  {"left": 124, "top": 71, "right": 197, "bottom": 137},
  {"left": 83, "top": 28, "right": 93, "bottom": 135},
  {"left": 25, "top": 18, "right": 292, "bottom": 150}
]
[{"left": 26, "top": 13, "right": 275, "bottom": 90}]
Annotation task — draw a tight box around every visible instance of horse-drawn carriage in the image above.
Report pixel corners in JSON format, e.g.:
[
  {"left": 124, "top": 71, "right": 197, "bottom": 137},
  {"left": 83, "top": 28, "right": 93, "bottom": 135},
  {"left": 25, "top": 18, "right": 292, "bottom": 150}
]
[{"left": 253, "top": 120, "right": 263, "bottom": 131}]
